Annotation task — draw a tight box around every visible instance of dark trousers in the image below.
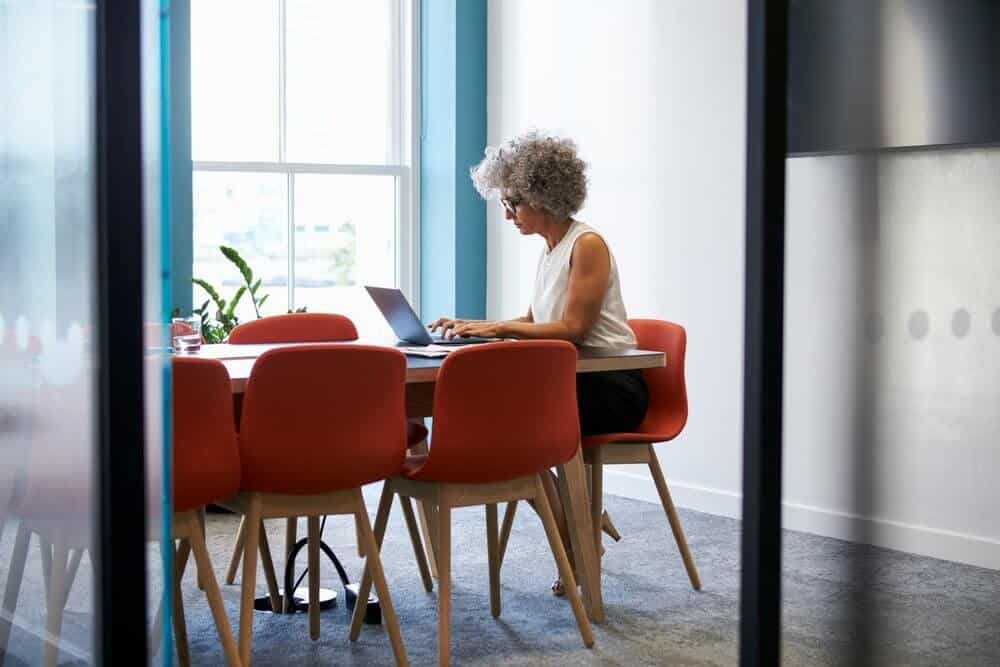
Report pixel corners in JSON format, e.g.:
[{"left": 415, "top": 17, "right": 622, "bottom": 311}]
[{"left": 576, "top": 369, "right": 649, "bottom": 437}]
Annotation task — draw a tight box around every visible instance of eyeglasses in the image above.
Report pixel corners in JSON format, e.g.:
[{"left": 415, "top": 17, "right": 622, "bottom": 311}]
[{"left": 501, "top": 196, "right": 521, "bottom": 215}]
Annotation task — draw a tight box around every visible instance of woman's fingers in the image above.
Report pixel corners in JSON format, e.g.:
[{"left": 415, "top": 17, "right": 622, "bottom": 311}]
[
  {"left": 428, "top": 317, "right": 463, "bottom": 333},
  {"left": 454, "top": 321, "right": 495, "bottom": 338}
]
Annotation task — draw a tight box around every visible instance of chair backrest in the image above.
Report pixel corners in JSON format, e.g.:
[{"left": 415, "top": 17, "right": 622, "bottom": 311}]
[
  {"left": 416, "top": 341, "right": 580, "bottom": 484},
  {"left": 238, "top": 345, "right": 407, "bottom": 494},
  {"left": 228, "top": 313, "right": 358, "bottom": 344},
  {"left": 172, "top": 357, "right": 241, "bottom": 512},
  {"left": 629, "top": 319, "right": 688, "bottom": 440}
]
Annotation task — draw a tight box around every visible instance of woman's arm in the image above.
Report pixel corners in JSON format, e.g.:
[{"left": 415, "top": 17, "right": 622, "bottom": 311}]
[{"left": 453, "top": 234, "right": 609, "bottom": 341}]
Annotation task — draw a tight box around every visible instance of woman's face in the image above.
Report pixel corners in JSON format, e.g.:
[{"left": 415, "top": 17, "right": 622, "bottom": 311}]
[{"left": 503, "top": 197, "right": 547, "bottom": 235}]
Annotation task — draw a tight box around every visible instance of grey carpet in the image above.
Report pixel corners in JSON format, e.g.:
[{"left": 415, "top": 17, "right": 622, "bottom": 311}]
[{"left": 1, "top": 486, "right": 998, "bottom": 665}]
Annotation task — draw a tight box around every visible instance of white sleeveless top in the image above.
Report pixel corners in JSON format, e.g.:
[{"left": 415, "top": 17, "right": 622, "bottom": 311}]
[{"left": 531, "top": 220, "right": 637, "bottom": 349}]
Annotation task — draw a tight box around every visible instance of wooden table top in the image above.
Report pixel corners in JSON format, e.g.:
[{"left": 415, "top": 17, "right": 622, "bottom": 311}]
[{"left": 187, "top": 339, "right": 664, "bottom": 393}]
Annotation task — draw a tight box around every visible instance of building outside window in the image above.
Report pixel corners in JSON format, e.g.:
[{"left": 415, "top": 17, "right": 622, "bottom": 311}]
[{"left": 190, "top": 0, "right": 417, "bottom": 335}]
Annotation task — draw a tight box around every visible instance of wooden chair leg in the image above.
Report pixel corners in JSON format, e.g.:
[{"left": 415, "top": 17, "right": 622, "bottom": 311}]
[
  {"left": 534, "top": 476, "right": 594, "bottom": 649},
  {"left": 188, "top": 513, "right": 242, "bottom": 666},
  {"left": 283, "top": 518, "right": 298, "bottom": 613},
  {"left": 648, "top": 447, "right": 701, "bottom": 591},
  {"left": 497, "top": 500, "right": 517, "bottom": 569},
  {"left": 239, "top": 498, "right": 262, "bottom": 666},
  {"left": 409, "top": 440, "right": 439, "bottom": 579},
  {"left": 174, "top": 539, "right": 192, "bottom": 667},
  {"left": 225, "top": 515, "right": 247, "bottom": 585},
  {"left": 0, "top": 523, "right": 31, "bottom": 655},
  {"left": 486, "top": 504, "right": 501, "bottom": 618},
  {"left": 257, "top": 522, "right": 282, "bottom": 614},
  {"left": 284, "top": 517, "right": 298, "bottom": 559},
  {"left": 42, "top": 542, "right": 70, "bottom": 667},
  {"left": 556, "top": 450, "right": 604, "bottom": 623},
  {"left": 307, "top": 516, "right": 321, "bottom": 641},
  {"left": 417, "top": 501, "right": 440, "bottom": 579},
  {"left": 61, "top": 549, "right": 84, "bottom": 611},
  {"left": 602, "top": 510, "right": 622, "bottom": 542},
  {"left": 590, "top": 448, "right": 604, "bottom": 576},
  {"left": 39, "top": 535, "right": 53, "bottom": 602},
  {"left": 539, "top": 470, "right": 574, "bottom": 571},
  {"left": 349, "top": 483, "right": 395, "bottom": 640},
  {"left": 399, "top": 495, "right": 433, "bottom": 592},
  {"left": 196, "top": 509, "right": 208, "bottom": 591},
  {"left": 353, "top": 490, "right": 409, "bottom": 666},
  {"left": 355, "top": 514, "right": 365, "bottom": 558},
  {"left": 436, "top": 503, "right": 452, "bottom": 667}
]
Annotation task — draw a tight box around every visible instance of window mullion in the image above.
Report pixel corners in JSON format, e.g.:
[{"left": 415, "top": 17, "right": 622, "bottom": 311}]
[
  {"left": 287, "top": 172, "right": 295, "bottom": 312},
  {"left": 278, "top": 0, "right": 288, "bottom": 163},
  {"left": 279, "top": 0, "right": 292, "bottom": 311}
]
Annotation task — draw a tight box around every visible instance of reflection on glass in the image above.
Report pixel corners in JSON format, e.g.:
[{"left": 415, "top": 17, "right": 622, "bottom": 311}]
[
  {"left": 0, "top": 1, "right": 98, "bottom": 662},
  {"left": 286, "top": 0, "right": 395, "bottom": 164},
  {"left": 192, "top": 172, "right": 289, "bottom": 323},
  {"left": 191, "top": 0, "right": 279, "bottom": 162},
  {"left": 293, "top": 174, "right": 396, "bottom": 336}
]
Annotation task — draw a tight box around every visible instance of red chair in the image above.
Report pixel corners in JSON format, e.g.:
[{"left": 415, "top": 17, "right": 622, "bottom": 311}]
[
  {"left": 227, "top": 312, "right": 357, "bottom": 343},
  {"left": 582, "top": 319, "right": 701, "bottom": 590},
  {"left": 164, "top": 357, "right": 242, "bottom": 665},
  {"left": 222, "top": 312, "right": 427, "bottom": 582},
  {"left": 349, "top": 341, "right": 594, "bottom": 666},
  {"left": 223, "top": 345, "right": 408, "bottom": 666},
  {"left": 228, "top": 314, "right": 427, "bottom": 443}
]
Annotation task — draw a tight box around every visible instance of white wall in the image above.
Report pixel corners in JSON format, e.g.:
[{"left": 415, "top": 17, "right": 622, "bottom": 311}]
[
  {"left": 784, "top": 150, "right": 1000, "bottom": 568},
  {"left": 487, "top": 1, "right": 1000, "bottom": 569}
]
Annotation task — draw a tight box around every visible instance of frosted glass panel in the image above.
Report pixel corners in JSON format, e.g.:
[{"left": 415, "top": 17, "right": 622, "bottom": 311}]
[{"left": 0, "top": 1, "right": 99, "bottom": 661}]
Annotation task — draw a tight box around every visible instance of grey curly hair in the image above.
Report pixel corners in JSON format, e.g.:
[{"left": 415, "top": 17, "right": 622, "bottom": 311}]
[{"left": 470, "top": 131, "right": 588, "bottom": 219}]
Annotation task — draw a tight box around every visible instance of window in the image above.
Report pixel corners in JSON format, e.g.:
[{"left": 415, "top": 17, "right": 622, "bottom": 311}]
[{"left": 191, "top": 0, "right": 417, "bottom": 335}]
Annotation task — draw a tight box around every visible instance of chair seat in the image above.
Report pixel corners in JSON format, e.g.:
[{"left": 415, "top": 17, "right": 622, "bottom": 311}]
[
  {"left": 407, "top": 421, "right": 428, "bottom": 446},
  {"left": 582, "top": 431, "right": 676, "bottom": 448}
]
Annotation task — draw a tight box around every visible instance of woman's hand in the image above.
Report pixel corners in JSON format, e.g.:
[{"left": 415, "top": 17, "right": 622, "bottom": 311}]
[
  {"left": 451, "top": 320, "right": 506, "bottom": 338},
  {"left": 428, "top": 317, "right": 470, "bottom": 339}
]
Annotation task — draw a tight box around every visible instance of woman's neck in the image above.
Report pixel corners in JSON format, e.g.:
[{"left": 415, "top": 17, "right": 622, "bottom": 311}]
[{"left": 541, "top": 218, "right": 574, "bottom": 251}]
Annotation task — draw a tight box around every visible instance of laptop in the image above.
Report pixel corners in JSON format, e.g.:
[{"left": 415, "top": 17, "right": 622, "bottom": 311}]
[{"left": 365, "top": 286, "right": 499, "bottom": 346}]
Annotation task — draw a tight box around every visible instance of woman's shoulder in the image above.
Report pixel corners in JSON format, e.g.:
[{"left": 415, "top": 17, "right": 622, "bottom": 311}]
[{"left": 569, "top": 223, "right": 611, "bottom": 255}]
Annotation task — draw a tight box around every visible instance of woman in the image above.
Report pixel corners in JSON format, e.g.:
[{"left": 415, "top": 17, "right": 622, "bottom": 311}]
[{"left": 430, "top": 131, "right": 648, "bottom": 593}]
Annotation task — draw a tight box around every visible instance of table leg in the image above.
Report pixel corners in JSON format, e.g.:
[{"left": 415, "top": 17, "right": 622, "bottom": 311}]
[{"left": 555, "top": 446, "right": 604, "bottom": 623}]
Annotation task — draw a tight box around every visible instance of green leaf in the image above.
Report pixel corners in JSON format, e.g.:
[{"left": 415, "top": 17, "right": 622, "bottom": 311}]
[
  {"left": 256, "top": 294, "right": 269, "bottom": 310},
  {"left": 192, "top": 278, "right": 226, "bottom": 313},
  {"left": 220, "top": 246, "right": 253, "bottom": 286},
  {"left": 250, "top": 278, "right": 262, "bottom": 295},
  {"left": 224, "top": 285, "right": 246, "bottom": 320}
]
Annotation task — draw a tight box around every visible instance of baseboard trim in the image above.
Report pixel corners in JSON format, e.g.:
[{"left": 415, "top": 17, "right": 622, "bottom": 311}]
[{"left": 603, "top": 468, "right": 1000, "bottom": 570}]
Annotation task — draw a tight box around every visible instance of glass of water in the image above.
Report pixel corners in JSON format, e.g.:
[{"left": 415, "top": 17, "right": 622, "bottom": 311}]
[{"left": 171, "top": 316, "right": 202, "bottom": 353}]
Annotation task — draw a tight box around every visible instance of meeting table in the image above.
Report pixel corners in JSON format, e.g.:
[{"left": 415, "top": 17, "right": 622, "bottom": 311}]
[{"left": 190, "top": 338, "right": 666, "bottom": 623}]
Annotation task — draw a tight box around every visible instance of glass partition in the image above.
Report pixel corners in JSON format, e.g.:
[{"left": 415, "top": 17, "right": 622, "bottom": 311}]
[
  {"left": 0, "top": 0, "right": 101, "bottom": 661},
  {"left": 0, "top": 0, "right": 169, "bottom": 663}
]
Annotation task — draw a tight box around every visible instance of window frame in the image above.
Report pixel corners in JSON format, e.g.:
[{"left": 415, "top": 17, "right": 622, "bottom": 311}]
[{"left": 191, "top": 0, "right": 420, "bottom": 313}]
